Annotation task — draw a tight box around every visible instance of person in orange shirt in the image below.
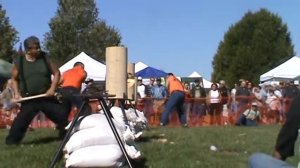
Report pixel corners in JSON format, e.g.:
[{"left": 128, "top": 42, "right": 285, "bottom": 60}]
[
  {"left": 60, "top": 62, "right": 87, "bottom": 110},
  {"left": 160, "top": 73, "right": 188, "bottom": 127}
]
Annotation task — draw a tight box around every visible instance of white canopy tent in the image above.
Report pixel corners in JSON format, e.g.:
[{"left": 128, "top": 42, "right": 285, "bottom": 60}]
[
  {"left": 260, "top": 56, "right": 300, "bottom": 82},
  {"left": 59, "top": 52, "right": 106, "bottom": 81},
  {"left": 188, "top": 71, "right": 212, "bottom": 88},
  {"left": 134, "top": 61, "right": 148, "bottom": 73}
]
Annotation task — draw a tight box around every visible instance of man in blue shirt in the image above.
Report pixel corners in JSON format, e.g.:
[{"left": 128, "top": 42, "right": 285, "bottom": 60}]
[
  {"left": 151, "top": 78, "right": 167, "bottom": 99},
  {"left": 150, "top": 78, "right": 167, "bottom": 124}
]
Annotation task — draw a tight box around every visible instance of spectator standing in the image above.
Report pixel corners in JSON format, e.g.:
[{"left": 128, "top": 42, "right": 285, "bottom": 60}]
[
  {"left": 229, "top": 84, "right": 238, "bottom": 112},
  {"left": 144, "top": 77, "right": 155, "bottom": 119},
  {"left": 235, "top": 80, "right": 251, "bottom": 118},
  {"left": 277, "top": 82, "right": 286, "bottom": 122},
  {"left": 183, "top": 82, "right": 192, "bottom": 123},
  {"left": 206, "top": 83, "right": 222, "bottom": 125},
  {"left": 247, "top": 81, "right": 253, "bottom": 95},
  {"left": 5, "top": 36, "right": 71, "bottom": 145},
  {"left": 265, "top": 88, "right": 281, "bottom": 124},
  {"left": 282, "top": 80, "right": 300, "bottom": 114},
  {"left": 219, "top": 80, "right": 230, "bottom": 105},
  {"left": 151, "top": 78, "right": 167, "bottom": 100},
  {"left": 136, "top": 76, "right": 147, "bottom": 113},
  {"left": 160, "top": 73, "right": 187, "bottom": 127},
  {"left": 190, "top": 79, "right": 206, "bottom": 124},
  {"left": 137, "top": 77, "right": 146, "bottom": 99},
  {"left": 151, "top": 78, "right": 167, "bottom": 123},
  {"left": 146, "top": 78, "right": 155, "bottom": 97},
  {"left": 219, "top": 80, "right": 230, "bottom": 125}
]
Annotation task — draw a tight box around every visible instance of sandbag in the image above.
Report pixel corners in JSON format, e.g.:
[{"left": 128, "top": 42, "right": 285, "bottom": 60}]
[
  {"left": 123, "top": 125, "right": 135, "bottom": 145},
  {"left": 66, "top": 113, "right": 125, "bottom": 133},
  {"left": 107, "top": 106, "right": 126, "bottom": 126},
  {"left": 65, "top": 145, "right": 124, "bottom": 168},
  {"left": 64, "top": 127, "right": 123, "bottom": 154},
  {"left": 125, "top": 143, "right": 141, "bottom": 159}
]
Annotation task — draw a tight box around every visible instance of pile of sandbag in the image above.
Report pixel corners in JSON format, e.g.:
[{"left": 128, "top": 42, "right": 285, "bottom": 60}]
[
  {"left": 108, "top": 106, "right": 148, "bottom": 139},
  {"left": 124, "top": 107, "right": 148, "bottom": 139},
  {"left": 64, "top": 106, "right": 147, "bottom": 168}
]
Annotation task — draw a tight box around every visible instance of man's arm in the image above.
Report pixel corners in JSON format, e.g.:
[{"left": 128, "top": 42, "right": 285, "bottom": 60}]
[
  {"left": 83, "top": 70, "right": 87, "bottom": 82},
  {"left": 46, "top": 59, "right": 60, "bottom": 96},
  {"left": 11, "top": 65, "right": 21, "bottom": 99}
]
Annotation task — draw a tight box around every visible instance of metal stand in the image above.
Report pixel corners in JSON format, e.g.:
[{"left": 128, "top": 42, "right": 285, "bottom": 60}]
[
  {"left": 114, "top": 99, "right": 140, "bottom": 132},
  {"left": 49, "top": 95, "right": 133, "bottom": 168},
  {"left": 127, "top": 99, "right": 139, "bottom": 117}
]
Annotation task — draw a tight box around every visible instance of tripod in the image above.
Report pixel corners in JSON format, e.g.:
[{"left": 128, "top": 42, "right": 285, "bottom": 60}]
[{"left": 49, "top": 94, "right": 133, "bottom": 168}]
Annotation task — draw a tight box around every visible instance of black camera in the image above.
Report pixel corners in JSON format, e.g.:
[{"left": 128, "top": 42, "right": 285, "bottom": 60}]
[{"left": 84, "top": 78, "right": 94, "bottom": 84}]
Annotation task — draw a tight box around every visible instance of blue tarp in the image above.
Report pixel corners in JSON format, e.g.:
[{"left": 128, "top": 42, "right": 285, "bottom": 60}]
[{"left": 135, "top": 66, "right": 167, "bottom": 78}]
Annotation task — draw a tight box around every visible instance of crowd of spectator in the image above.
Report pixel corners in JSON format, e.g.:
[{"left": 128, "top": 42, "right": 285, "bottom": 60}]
[
  {"left": 136, "top": 76, "right": 300, "bottom": 126},
  {"left": 2, "top": 74, "right": 300, "bottom": 128}
]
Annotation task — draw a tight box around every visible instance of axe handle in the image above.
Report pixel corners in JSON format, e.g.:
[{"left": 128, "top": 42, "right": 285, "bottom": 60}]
[{"left": 14, "top": 93, "right": 48, "bottom": 103}]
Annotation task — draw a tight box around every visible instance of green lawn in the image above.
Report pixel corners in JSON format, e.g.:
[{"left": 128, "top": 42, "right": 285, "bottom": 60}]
[{"left": 0, "top": 125, "right": 299, "bottom": 168}]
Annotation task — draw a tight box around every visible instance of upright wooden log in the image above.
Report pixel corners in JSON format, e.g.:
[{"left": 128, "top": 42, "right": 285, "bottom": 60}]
[
  {"left": 127, "top": 63, "right": 136, "bottom": 100},
  {"left": 106, "top": 46, "right": 128, "bottom": 99}
]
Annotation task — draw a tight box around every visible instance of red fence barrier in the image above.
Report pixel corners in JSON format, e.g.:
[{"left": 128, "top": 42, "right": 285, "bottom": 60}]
[{"left": 0, "top": 96, "right": 291, "bottom": 129}]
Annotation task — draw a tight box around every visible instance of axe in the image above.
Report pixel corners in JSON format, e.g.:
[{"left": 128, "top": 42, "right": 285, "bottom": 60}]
[{"left": 11, "top": 93, "right": 62, "bottom": 104}]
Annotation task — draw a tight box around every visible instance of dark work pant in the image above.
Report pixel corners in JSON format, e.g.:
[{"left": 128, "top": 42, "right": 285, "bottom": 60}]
[
  {"left": 59, "top": 86, "right": 92, "bottom": 116},
  {"left": 59, "top": 87, "right": 82, "bottom": 109},
  {"left": 161, "top": 91, "right": 186, "bottom": 125},
  {"left": 5, "top": 97, "right": 71, "bottom": 144}
]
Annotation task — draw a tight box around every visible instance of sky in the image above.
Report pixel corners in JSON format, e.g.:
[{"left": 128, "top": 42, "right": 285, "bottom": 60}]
[{"left": 1, "top": 0, "right": 300, "bottom": 81}]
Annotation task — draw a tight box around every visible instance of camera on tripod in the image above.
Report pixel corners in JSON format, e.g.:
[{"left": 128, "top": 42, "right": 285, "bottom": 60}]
[{"left": 84, "top": 78, "right": 94, "bottom": 85}]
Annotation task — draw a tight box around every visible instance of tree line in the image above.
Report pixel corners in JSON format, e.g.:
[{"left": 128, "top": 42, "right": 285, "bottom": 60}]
[{"left": 0, "top": 2, "right": 295, "bottom": 87}]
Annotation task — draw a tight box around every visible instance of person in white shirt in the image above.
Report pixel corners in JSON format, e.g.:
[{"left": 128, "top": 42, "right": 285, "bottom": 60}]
[
  {"left": 207, "top": 83, "right": 222, "bottom": 125},
  {"left": 137, "top": 77, "right": 146, "bottom": 99}
]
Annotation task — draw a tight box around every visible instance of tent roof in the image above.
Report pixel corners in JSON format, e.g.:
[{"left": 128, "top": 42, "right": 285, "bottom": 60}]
[
  {"left": 136, "top": 66, "right": 167, "bottom": 78},
  {"left": 188, "top": 71, "right": 202, "bottom": 78},
  {"left": 59, "top": 52, "right": 106, "bottom": 81},
  {"left": 202, "top": 78, "right": 213, "bottom": 88},
  {"left": 188, "top": 71, "right": 212, "bottom": 88},
  {"left": 135, "top": 61, "right": 148, "bottom": 73},
  {"left": 260, "top": 56, "right": 300, "bottom": 82}
]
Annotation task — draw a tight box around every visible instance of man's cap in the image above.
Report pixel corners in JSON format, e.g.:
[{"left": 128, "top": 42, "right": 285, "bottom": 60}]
[
  {"left": 137, "top": 76, "right": 142, "bottom": 81},
  {"left": 251, "top": 102, "right": 258, "bottom": 106},
  {"left": 220, "top": 80, "right": 226, "bottom": 85},
  {"left": 194, "top": 79, "right": 200, "bottom": 83}
]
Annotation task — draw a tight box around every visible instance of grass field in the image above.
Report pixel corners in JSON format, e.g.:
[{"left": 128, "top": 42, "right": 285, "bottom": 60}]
[{"left": 0, "top": 125, "right": 299, "bottom": 168}]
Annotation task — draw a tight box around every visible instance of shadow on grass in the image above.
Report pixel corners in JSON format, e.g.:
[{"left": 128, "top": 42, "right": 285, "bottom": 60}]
[
  {"left": 136, "top": 134, "right": 165, "bottom": 143},
  {"left": 22, "top": 136, "right": 61, "bottom": 145},
  {"left": 121, "top": 157, "right": 148, "bottom": 168}
]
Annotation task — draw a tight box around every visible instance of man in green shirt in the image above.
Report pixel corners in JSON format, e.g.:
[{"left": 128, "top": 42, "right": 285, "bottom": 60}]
[{"left": 5, "top": 36, "right": 71, "bottom": 145}]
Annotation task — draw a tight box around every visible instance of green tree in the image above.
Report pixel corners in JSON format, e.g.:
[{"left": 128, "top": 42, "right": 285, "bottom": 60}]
[
  {"left": 0, "top": 5, "right": 19, "bottom": 63},
  {"left": 211, "top": 9, "right": 294, "bottom": 87},
  {"left": 44, "top": 0, "right": 121, "bottom": 65}
]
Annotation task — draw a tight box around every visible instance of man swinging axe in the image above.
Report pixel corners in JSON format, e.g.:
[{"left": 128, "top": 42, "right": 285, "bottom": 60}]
[{"left": 5, "top": 36, "right": 71, "bottom": 145}]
